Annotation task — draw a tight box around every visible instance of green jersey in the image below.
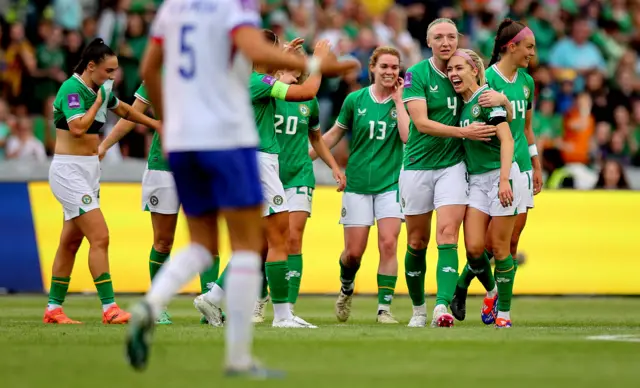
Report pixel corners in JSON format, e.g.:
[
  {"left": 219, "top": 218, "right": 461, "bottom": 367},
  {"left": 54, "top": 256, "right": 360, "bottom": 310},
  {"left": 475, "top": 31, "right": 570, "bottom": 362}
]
[
  {"left": 485, "top": 65, "right": 535, "bottom": 172},
  {"left": 337, "top": 86, "right": 403, "bottom": 194},
  {"left": 250, "top": 72, "right": 290, "bottom": 154},
  {"left": 134, "top": 84, "right": 169, "bottom": 171},
  {"left": 402, "top": 58, "right": 464, "bottom": 170},
  {"left": 275, "top": 98, "right": 320, "bottom": 189},
  {"left": 459, "top": 85, "right": 509, "bottom": 175},
  {"left": 53, "top": 74, "right": 120, "bottom": 134}
]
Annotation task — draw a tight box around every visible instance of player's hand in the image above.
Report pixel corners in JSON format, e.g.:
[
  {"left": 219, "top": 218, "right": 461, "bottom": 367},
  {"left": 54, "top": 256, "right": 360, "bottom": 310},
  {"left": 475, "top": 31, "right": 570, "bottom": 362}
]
[
  {"left": 392, "top": 77, "right": 404, "bottom": 102},
  {"left": 313, "top": 39, "right": 331, "bottom": 59},
  {"left": 332, "top": 167, "right": 346, "bottom": 192},
  {"left": 151, "top": 119, "right": 162, "bottom": 133},
  {"left": 284, "top": 37, "right": 305, "bottom": 53},
  {"left": 98, "top": 144, "right": 107, "bottom": 161},
  {"left": 499, "top": 179, "right": 514, "bottom": 208},
  {"left": 478, "top": 89, "right": 507, "bottom": 108},
  {"left": 533, "top": 166, "right": 543, "bottom": 195},
  {"left": 319, "top": 56, "right": 361, "bottom": 77},
  {"left": 459, "top": 122, "right": 496, "bottom": 141}
]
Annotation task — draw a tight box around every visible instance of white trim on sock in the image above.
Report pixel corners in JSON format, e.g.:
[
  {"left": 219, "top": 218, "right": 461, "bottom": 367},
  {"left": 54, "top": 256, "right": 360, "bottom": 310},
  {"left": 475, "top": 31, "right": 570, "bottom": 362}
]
[
  {"left": 47, "top": 303, "right": 62, "bottom": 311},
  {"left": 412, "top": 303, "right": 427, "bottom": 315}
]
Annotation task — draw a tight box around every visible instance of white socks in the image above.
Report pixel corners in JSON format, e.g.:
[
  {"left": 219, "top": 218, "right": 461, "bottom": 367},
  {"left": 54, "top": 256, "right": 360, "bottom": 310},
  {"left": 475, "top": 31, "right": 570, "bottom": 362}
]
[
  {"left": 204, "top": 283, "right": 225, "bottom": 306},
  {"left": 146, "top": 243, "right": 213, "bottom": 319},
  {"left": 497, "top": 311, "right": 511, "bottom": 320},
  {"left": 225, "top": 251, "right": 261, "bottom": 369},
  {"left": 487, "top": 286, "right": 498, "bottom": 298},
  {"left": 412, "top": 303, "right": 427, "bottom": 315},
  {"left": 273, "top": 303, "right": 293, "bottom": 321}
]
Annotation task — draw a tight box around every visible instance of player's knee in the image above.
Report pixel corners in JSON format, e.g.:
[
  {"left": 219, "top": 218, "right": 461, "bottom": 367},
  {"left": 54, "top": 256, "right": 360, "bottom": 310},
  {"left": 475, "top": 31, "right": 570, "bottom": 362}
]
[
  {"left": 88, "top": 230, "right": 109, "bottom": 251},
  {"left": 343, "top": 249, "right": 363, "bottom": 266},
  {"left": 154, "top": 232, "right": 175, "bottom": 254},
  {"left": 378, "top": 236, "right": 397, "bottom": 259},
  {"left": 407, "top": 231, "right": 428, "bottom": 250},
  {"left": 62, "top": 236, "right": 83, "bottom": 256},
  {"left": 287, "top": 234, "right": 303, "bottom": 255},
  {"left": 436, "top": 224, "right": 459, "bottom": 245},
  {"left": 466, "top": 241, "right": 485, "bottom": 259}
]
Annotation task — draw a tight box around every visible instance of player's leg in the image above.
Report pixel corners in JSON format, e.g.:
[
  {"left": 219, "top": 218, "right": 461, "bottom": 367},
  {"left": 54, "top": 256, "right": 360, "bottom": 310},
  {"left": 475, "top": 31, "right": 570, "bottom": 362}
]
[
  {"left": 149, "top": 212, "right": 177, "bottom": 324},
  {"left": 336, "top": 193, "right": 372, "bottom": 322},
  {"left": 430, "top": 162, "right": 469, "bottom": 327},
  {"left": 285, "top": 187, "right": 313, "bottom": 313},
  {"left": 373, "top": 190, "right": 403, "bottom": 324},
  {"left": 463, "top": 207, "right": 491, "bottom": 317},
  {"left": 399, "top": 169, "right": 434, "bottom": 328},
  {"left": 44, "top": 219, "right": 84, "bottom": 324}
]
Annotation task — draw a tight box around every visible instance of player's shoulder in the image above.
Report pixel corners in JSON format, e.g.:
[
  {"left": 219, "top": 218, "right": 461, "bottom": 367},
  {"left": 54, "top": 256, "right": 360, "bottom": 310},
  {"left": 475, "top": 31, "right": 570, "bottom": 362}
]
[
  {"left": 518, "top": 68, "right": 534, "bottom": 85},
  {"left": 251, "top": 71, "right": 277, "bottom": 86},
  {"left": 405, "top": 60, "right": 430, "bottom": 81},
  {"left": 345, "top": 87, "right": 367, "bottom": 104}
]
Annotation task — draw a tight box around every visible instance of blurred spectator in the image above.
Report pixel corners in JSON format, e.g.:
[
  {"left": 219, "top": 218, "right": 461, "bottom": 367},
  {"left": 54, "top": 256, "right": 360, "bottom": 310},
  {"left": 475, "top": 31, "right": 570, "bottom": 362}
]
[
  {"left": 53, "top": 0, "right": 82, "bottom": 31},
  {"left": 63, "top": 30, "right": 84, "bottom": 76},
  {"left": 526, "top": 1, "right": 562, "bottom": 65},
  {"left": 594, "top": 159, "right": 630, "bottom": 189},
  {"left": 4, "top": 22, "right": 36, "bottom": 108},
  {"left": 352, "top": 27, "right": 378, "bottom": 84},
  {"left": 0, "top": 99, "right": 9, "bottom": 160},
  {"left": 373, "top": 5, "right": 421, "bottom": 67},
  {"left": 34, "top": 25, "right": 66, "bottom": 115},
  {"left": 5, "top": 116, "right": 46, "bottom": 162},
  {"left": 533, "top": 88, "right": 562, "bottom": 154},
  {"left": 118, "top": 12, "right": 147, "bottom": 102},
  {"left": 285, "top": 5, "right": 315, "bottom": 52},
  {"left": 561, "top": 92, "right": 595, "bottom": 165},
  {"left": 585, "top": 70, "right": 612, "bottom": 123},
  {"left": 97, "top": 0, "right": 130, "bottom": 52}
]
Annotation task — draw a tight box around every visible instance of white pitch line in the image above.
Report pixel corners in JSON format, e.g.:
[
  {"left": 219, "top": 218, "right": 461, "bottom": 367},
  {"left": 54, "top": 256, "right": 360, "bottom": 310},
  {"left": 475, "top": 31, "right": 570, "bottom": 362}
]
[{"left": 586, "top": 335, "right": 640, "bottom": 343}]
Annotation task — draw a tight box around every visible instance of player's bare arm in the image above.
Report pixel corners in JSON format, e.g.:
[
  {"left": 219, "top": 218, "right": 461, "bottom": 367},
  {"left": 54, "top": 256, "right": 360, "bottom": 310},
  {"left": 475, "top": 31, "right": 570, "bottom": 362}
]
[
  {"left": 308, "top": 129, "right": 346, "bottom": 191},
  {"left": 140, "top": 41, "right": 164, "bottom": 122},
  {"left": 99, "top": 98, "right": 149, "bottom": 160},
  {"left": 283, "top": 40, "right": 332, "bottom": 102},
  {"left": 67, "top": 91, "right": 104, "bottom": 137},
  {"left": 406, "top": 100, "right": 495, "bottom": 141},
  {"left": 309, "top": 123, "right": 346, "bottom": 160},
  {"left": 112, "top": 100, "right": 160, "bottom": 132},
  {"left": 392, "top": 77, "right": 410, "bottom": 143},
  {"left": 479, "top": 89, "right": 514, "bottom": 123},
  {"left": 496, "top": 122, "right": 515, "bottom": 207}
]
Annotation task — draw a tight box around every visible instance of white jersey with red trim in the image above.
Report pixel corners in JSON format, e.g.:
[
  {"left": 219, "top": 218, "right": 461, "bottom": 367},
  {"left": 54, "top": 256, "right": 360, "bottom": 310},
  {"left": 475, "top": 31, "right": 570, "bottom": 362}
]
[{"left": 151, "top": 0, "right": 261, "bottom": 152}]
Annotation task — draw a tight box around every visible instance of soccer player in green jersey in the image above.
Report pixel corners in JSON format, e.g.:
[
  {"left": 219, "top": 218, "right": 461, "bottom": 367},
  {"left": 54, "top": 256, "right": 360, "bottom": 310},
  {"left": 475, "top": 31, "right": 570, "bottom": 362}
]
[
  {"left": 99, "top": 83, "right": 222, "bottom": 325},
  {"left": 318, "top": 47, "right": 410, "bottom": 324},
  {"left": 447, "top": 48, "right": 520, "bottom": 328},
  {"left": 451, "top": 19, "right": 540, "bottom": 325},
  {"left": 400, "top": 18, "right": 512, "bottom": 328},
  {"left": 45, "top": 38, "right": 160, "bottom": 324}
]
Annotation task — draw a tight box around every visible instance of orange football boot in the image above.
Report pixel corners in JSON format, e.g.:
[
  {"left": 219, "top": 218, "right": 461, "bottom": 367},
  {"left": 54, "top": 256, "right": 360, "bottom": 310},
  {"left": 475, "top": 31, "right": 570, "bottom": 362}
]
[
  {"left": 43, "top": 307, "right": 82, "bottom": 324},
  {"left": 102, "top": 304, "right": 131, "bottom": 324}
]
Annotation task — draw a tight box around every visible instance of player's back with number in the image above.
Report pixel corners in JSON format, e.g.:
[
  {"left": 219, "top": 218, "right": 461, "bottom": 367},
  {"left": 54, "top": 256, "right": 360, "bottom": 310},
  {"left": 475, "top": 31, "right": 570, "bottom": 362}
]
[{"left": 153, "top": 0, "right": 259, "bottom": 151}]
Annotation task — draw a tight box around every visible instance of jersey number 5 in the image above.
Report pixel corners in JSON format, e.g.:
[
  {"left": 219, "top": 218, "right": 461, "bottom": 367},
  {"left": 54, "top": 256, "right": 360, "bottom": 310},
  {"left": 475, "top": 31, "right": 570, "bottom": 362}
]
[
  {"left": 179, "top": 25, "right": 196, "bottom": 79},
  {"left": 275, "top": 115, "right": 298, "bottom": 135},
  {"left": 369, "top": 120, "right": 386, "bottom": 140}
]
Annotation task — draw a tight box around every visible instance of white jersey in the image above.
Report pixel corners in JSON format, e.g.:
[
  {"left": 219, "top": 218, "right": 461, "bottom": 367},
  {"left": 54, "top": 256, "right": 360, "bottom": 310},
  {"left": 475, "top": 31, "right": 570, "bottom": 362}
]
[{"left": 151, "top": 0, "right": 261, "bottom": 152}]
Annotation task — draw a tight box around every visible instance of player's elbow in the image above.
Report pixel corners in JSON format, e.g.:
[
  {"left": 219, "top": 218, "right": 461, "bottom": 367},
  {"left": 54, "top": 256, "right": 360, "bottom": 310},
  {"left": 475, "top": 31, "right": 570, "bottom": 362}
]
[{"left": 68, "top": 124, "right": 85, "bottom": 137}]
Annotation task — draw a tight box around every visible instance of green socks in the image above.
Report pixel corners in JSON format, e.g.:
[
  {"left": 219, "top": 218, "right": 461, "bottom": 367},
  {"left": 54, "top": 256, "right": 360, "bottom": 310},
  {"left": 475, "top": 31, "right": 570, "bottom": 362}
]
[
  {"left": 94, "top": 273, "right": 115, "bottom": 305},
  {"left": 149, "top": 247, "right": 170, "bottom": 281},
  {"left": 265, "top": 261, "right": 289, "bottom": 304},
  {"left": 435, "top": 244, "right": 459, "bottom": 306},
  {"left": 458, "top": 251, "right": 495, "bottom": 292},
  {"left": 199, "top": 255, "right": 220, "bottom": 293},
  {"left": 260, "top": 265, "right": 269, "bottom": 299},
  {"left": 339, "top": 257, "right": 360, "bottom": 295},
  {"left": 48, "top": 276, "right": 70, "bottom": 306},
  {"left": 495, "top": 255, "right": 516, "bottom": 312},
  {"left": 287, "top": 254, "right": 303, "bottom": 304},
  {"left": 404, "top": 245, "right": 426, "bottom": 307},
  {"left": 215, "top": 264, "right": 227, "bottom": 289},
  {"left": 377, "top": 274, "right": 397, "bottom": 307}
]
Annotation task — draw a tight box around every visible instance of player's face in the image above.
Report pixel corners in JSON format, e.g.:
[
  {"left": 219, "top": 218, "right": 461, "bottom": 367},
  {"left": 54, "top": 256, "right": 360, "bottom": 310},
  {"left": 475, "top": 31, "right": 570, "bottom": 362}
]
[
  {"left": 372, "top": 54, "right": 400, "bottom": 89},
  {"left": 427, "top": 23, "right": 458, "bottom": 61},
  {"left": 89, "top": 55, "right": 118, "bottom": 86},
  {"left": 511, "top": 35, "right": 536, "bottom": 68},
  {"left": 447, "top": 55, "right": 477, "bottom": 93}
]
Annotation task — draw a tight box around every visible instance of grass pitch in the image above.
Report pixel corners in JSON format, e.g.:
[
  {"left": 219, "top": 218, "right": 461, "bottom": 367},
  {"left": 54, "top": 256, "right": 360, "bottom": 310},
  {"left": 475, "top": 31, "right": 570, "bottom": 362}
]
[{"left": 1, "top": 295, "right": 639, "bottom": 388}]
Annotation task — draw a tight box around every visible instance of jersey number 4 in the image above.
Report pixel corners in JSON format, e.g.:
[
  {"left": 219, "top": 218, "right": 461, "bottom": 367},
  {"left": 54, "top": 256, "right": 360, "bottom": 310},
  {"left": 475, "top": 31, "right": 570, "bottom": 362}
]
[
  {"left": 179, "top": 25, "right": 196, "bottom": 79},
  {"left": 275, "top": 115, "right": 298, "bottom": 135}
]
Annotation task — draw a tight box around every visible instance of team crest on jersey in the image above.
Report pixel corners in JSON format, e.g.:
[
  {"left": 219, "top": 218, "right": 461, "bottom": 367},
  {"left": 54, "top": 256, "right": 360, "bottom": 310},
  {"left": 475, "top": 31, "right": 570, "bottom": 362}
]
[
  {"left": 150, "top": 196, "right": 159, "bottom": 206},
  {"left": 81, "top": 195, "right": 92, "bottom": 205},
  {"left": 391, "top": 108, "right": 397, "bottom": 119},
  {"left": 472, "top": 104, "right": 481, "bottom": 118},
  {"left": 523, "top": 86, "right": 530, "bottom": 99},
  {"left": 274, "top": 195, "right": 284, "bottom": 206},
  {"left": 299, "top": 104, "right": 310, "bottom": 117}
]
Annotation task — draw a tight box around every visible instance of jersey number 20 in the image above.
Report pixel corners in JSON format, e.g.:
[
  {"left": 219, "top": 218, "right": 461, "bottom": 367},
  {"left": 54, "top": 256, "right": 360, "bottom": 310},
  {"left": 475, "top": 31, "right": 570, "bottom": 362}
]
[
  {"left": 275, "top": 115, "right": 298, "bottom": 135},
  {"left": 179, "top": 25, "right": 196, "bottom": 79}
]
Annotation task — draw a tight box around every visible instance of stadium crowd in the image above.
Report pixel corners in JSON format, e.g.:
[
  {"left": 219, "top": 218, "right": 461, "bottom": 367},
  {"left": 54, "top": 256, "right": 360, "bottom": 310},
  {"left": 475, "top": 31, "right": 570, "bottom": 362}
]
[{"left": 0, "top": 0, "right": 636, "bottom": 190}]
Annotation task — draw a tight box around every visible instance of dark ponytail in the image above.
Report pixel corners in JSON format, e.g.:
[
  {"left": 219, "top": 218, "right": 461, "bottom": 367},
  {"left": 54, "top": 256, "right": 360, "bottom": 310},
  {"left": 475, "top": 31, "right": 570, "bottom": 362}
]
[
  {"left": 489, "top": 18, "right": 527, "bottom": 66},
  {"left": 262, "top": 29, "right": 279, "bottom": 46},
  {"left": 73, "top": 38, "right": 115, "bottom": 74}
]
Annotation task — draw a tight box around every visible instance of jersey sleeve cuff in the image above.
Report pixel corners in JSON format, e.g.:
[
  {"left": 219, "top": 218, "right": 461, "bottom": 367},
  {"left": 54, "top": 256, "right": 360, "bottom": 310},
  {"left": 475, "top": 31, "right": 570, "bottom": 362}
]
[
  {"left": 109, "top": 98, "right": 120, "bottom": 110},
  {"left": 402, "top": 97, "right": 426, "bottom": 103},
  {"left": 66, "top": 113, "right": 85, "bottom": 123},
  {"left": 336, "top": 121, "right": 348, "bottom": 129},
  {"left": 134, "top": 93, "right": 151, "bottom": 105},
  {"left": 310, "top": 125, "right": 321, "bottom": 131}
]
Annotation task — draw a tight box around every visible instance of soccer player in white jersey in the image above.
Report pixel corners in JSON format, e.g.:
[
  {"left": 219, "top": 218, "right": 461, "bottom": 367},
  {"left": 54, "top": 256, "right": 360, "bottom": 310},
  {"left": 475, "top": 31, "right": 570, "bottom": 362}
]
[{"left": 124, "top": 0, "right": 358, "bottom": 377}]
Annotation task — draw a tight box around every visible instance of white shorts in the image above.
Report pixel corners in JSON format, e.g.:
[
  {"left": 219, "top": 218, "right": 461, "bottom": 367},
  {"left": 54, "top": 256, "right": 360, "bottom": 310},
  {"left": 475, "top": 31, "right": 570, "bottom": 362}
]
[
  {"left": 399, "top": 161, "right": 469, "bottom": 215},
  {"left": 285, "top": 186, "right": 313, "bottom": 215},
  {"left": 49, "top": 154, "right": 100, "bottom": 221},
  {"left": 340, "top": 190, "right": 404, "bottom": 227},
  {"left": 468, "top": 162, "right": 523, "bottom": 217},
  {"left": 520, "top": 170, "right": 534, "bottom": 209},
  {"left": 141, "top": 169, "right": 180, "bottom": 215},
  {"left": 259, "top": 152, "right": 288, "bottom": 217}
]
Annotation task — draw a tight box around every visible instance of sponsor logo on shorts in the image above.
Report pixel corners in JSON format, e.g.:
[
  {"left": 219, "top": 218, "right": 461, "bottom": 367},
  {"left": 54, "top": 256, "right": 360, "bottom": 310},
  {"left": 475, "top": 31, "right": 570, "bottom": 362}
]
[
  {"left": 401, "top": 197, "right": 406, "bottom": 208},
  {"left": 150, "top": 195, "right": 159, "bottom": 206},
  {"left": 341, "top": 207, "right": 347, "bottom": 217},
  {"left": 472, "top": 104, "right": 481, "bottom": 118},
  {"left": 299, "top": 104, "right": 310, "bottom": 117},
  {"left": 273, "top": 195, "right": 283, "bottom": 206},
  {"left": 67, "top": 93, "right": 81, "bottom": 109},
  {"left": 81, "top": 195, "right": 92, "bottom": 205}
]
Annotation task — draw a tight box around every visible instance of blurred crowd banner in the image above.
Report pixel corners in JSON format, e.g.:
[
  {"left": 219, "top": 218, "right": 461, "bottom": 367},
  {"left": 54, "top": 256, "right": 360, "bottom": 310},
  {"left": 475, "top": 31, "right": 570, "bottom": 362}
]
[{"left": 1, "top": 181, "right": 639, "bottom": 295}]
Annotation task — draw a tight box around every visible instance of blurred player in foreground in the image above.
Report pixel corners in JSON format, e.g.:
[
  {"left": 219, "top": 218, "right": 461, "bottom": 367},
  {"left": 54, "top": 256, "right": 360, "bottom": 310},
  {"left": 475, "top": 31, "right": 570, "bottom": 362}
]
[{"left": 125, "top": 0, "right": 358, "bottom": 377}]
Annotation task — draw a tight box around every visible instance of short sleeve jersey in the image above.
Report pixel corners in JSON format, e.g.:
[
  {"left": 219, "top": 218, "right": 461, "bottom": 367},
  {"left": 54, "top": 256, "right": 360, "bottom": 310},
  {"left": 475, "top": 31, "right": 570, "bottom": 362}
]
[
  {"left": 134, "top": 84, "right": 169, "bottom": 171},
  {"left": 337, "top": 86, "right": 404, "bottom": 194},
  {"left": 53, "top": 74, "right": 120, "bottom": 134},
  {"left": 459, "top": 85, "right": 509, "bottom": 175},
  {"left": 250, "top": 71, "right": 291, "bottom": 154},
  {"left": 485, "top": 65, "right": 535, "bottom": 172},
  {"left": 402, "top": 58, "right": 464, "bottom": 170},
  {"left": 275, "top": 97, "right": 320, "bottom": 189}
]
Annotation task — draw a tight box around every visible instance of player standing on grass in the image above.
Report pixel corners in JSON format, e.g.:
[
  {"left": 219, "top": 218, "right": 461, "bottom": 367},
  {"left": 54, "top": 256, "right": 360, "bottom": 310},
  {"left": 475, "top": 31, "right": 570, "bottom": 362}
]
[
  {"left": 447, "top": 48, "right": 520, "bottom": 328},
  {"left": 400, "top": 18, "right": 511, "bottom": 328},
  {"left": 316, "top": 47, "right": 409, "bottom": 324},
  {"left": 98, "top": 83, "right": 222, "bottom": 325},
  {"left": 451, "top": 20, "right": 539, "bottom": 325},
  {"left": 125, "top": 0, "right": 358, "bottom": 376},
  {"left": 45, "top": 38, "right": 161, "bottom": 324},
  {"left": 194, "top": 33, "right": 355, "bottom": 329}
]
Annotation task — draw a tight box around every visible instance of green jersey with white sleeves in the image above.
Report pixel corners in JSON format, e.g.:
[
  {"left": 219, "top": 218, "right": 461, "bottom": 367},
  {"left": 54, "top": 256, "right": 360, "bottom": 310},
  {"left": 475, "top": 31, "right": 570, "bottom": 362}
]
[
  {"left": 485, "top": 65, "right": 535, "bottom": 172},
  {"left": 275, "top": 98, "right": 320, "bottom": 189},
  {"left": 336, "top": 86, "right": 403, "bottom": 195},
  {"left": 250, "top": 71, "right": 290, "bottom": 154},
  {"left": 134, "top": 84, "right": 170, "bottom": 171},
  {"left": 53, "top": 74, "right": 120, "bottom": 134},
  {"left": 459, "top": 85, "right": 509, "bottom": 175},
  {"left": 402, "top": 58, "right": 464, "bottom": 170}
]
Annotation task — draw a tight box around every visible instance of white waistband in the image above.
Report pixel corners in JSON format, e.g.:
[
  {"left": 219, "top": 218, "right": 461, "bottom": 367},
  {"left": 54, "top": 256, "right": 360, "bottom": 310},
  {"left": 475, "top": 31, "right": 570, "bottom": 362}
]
[{"left": 53, "top": 154, "right": 99, "bottom": 163}]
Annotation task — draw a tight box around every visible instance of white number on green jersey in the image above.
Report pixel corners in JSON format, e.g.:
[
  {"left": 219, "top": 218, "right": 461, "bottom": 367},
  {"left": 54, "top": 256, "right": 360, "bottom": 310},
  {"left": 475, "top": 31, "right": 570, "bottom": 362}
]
[
  {"left": 510, "top": 100, "right": 526, "bottom": 119},
  {"left": 369, "top": 120, "right": 387, "bottom": 140},
  {"left": 275, "top": 114, "right": 298, "bottom": 135},
  {"left": 461, "top": 119, "right": 470, "bottom": 127},
  {"left": 447, "top": 97, "right": 457, "bottom": 116}
]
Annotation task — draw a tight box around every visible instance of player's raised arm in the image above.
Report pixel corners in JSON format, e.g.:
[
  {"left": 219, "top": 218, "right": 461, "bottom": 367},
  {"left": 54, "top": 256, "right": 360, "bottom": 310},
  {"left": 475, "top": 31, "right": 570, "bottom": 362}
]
[
  {"left": 279, "top": 40, "right": 331, "bottom": 102},
  {"left": 99, "top": 98, "right": 149, "bottom": 160}
]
